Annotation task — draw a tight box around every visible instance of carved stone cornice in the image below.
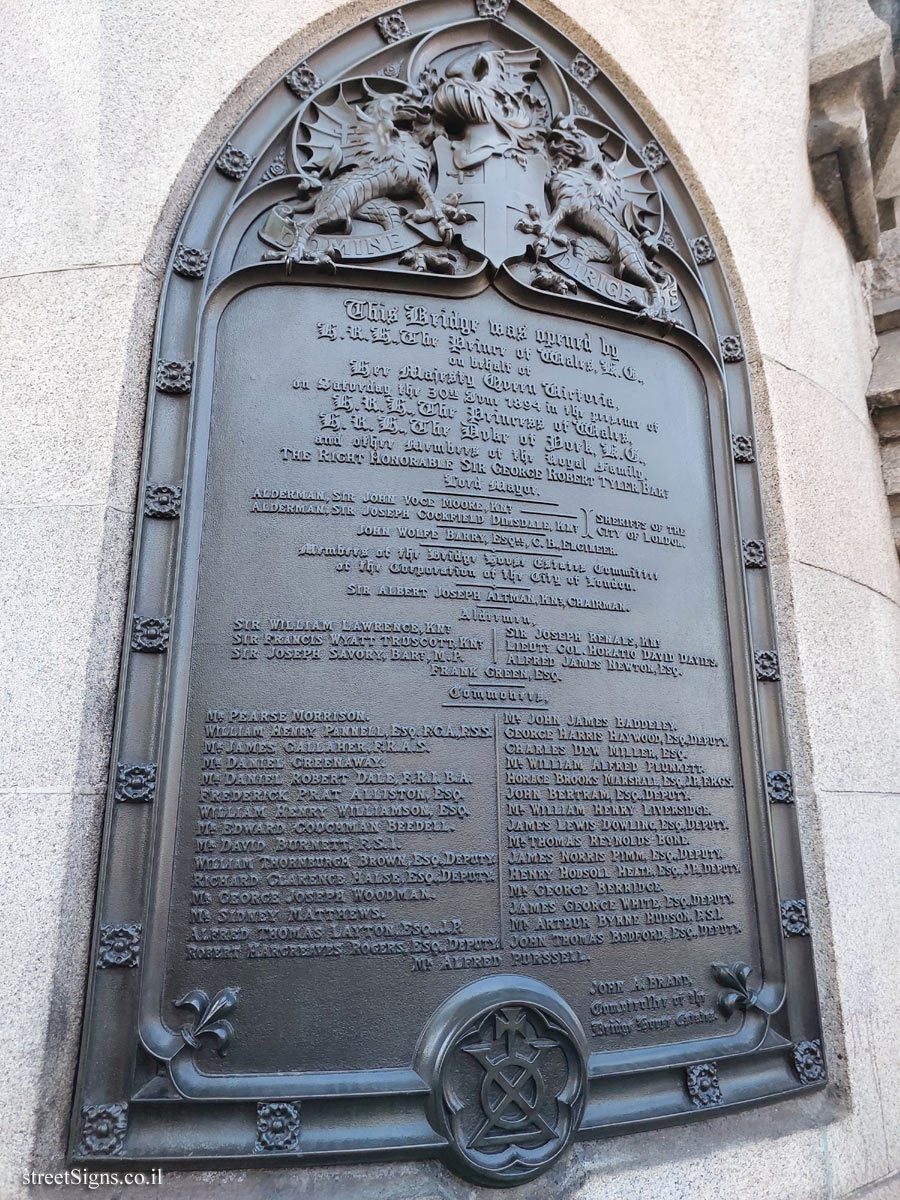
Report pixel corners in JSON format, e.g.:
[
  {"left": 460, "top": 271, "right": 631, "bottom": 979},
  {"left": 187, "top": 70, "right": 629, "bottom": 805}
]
[
  {"left": 819, "top": 7, "right": 900, "bottom": 557},
  {"left": 808, "top": 0, "right": 896, "bottom": 261}
]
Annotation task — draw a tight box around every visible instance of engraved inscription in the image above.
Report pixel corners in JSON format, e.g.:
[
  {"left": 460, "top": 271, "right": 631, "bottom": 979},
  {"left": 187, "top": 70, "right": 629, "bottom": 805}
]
[{"left": 158, "top": 284, "right": 760, "bottom": 1077}]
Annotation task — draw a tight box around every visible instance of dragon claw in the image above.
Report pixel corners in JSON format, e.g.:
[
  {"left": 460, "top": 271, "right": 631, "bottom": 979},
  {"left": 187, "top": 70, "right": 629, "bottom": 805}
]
[
  {"left": 280, "top": 245, "right": 341, "bottom": 274},
  {"left": 440, "top": 192, "right": 475, "bottom": 227},
  {"left": 315, "top": 249, "right": 340, "bottom": 274},
  {"left": 399, "top": 246, "right": 459, "bottom": 274},
  {"left": 531, "top": 264, "right": 576, "bottom": 295},
  {"left": 515, "top": 204, "right": 545, "bottom": 239}
]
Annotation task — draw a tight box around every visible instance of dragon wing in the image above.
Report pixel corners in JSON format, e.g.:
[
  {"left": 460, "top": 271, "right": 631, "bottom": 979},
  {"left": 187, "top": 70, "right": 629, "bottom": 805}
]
[
  {"left": 594, "top": 129, "right": 660, "bottom": 234},
  {"left": 495, "top": 47, "right": 542, "bottom": 97},
  {"left": 296, "top": 85, "right": 360, "bottom": 176},
  {"left": 342, "top": 105, "right": 395, "bottom": 169}
]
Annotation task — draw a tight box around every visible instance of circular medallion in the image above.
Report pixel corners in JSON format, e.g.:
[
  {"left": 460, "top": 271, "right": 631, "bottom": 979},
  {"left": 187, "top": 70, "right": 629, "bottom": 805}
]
[{"left": 417, "top": 977, "right": 587, "bottom": 1186}]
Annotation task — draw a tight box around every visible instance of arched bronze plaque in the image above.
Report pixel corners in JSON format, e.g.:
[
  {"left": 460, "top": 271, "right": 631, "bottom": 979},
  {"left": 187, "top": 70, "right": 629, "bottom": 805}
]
[{"left": 71, "top": 1, "right": 825, "bottom": 1185}]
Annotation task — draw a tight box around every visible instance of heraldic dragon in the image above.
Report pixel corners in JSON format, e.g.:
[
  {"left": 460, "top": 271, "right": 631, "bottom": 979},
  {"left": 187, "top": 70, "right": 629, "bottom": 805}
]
[
  {"left": 278, "top": 83, "right": 469, "bottom": 269},
  {"left": 522, "top": 115, "right": 673, "bottom": 317}
]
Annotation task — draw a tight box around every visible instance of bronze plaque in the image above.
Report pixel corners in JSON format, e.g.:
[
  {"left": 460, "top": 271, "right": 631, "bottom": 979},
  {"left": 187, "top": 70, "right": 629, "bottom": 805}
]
[{"left": 72, "top": 1, "right": 824, "bottom": 1186}]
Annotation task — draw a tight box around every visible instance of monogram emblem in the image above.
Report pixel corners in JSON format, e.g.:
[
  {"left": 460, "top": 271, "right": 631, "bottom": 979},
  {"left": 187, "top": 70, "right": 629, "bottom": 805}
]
[
  {"left": 433, "top": 997, "right": 586, "bottom": 1185},
  {"left": 463, "top": 1007, "right": 558, "bottom": 1148}
]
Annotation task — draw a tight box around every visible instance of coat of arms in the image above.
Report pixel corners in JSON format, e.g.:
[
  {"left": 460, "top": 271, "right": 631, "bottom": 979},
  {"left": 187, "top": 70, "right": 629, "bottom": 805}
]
[{"left": 260, "top": 35, "right": 678, "bottom": 319}]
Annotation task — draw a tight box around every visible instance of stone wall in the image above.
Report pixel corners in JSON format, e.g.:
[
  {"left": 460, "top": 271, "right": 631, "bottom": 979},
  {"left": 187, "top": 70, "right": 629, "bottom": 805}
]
[{"left": 2, "top": 1, "right": 899, "bottom": 1196}]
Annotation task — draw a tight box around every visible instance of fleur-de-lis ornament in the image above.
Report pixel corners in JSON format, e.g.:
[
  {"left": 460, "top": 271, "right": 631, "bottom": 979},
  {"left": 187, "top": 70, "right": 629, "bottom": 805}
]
[
  {"left": 711, "top": 962, "right": 776, "bottom": 1017},
  {"left": 174, "top": 987, "right": 240, "bottom": 1055}
]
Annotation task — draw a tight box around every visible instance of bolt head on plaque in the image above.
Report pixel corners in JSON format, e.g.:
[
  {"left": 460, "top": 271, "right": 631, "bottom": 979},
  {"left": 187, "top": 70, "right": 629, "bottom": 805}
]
[{"left": 417, "top": 976, "right": 587, "bottom": 1187}]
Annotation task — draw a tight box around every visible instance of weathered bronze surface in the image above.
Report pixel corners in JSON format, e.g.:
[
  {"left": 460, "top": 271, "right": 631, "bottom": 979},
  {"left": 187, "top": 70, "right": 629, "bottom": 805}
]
[{"left": 71, "top": 1, "right": 825, "bottom": 1187}]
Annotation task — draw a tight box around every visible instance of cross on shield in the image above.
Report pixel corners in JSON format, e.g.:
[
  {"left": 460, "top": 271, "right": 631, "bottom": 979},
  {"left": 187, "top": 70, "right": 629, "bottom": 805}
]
[{"left": 432, "top": 139, "right": 549, "bottom": 269}]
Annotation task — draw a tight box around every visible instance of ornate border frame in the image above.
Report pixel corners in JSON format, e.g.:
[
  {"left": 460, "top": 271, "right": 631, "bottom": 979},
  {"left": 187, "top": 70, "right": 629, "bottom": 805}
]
[{"left": 69, "top": 0, "right": 825, "bottom": 1185}]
